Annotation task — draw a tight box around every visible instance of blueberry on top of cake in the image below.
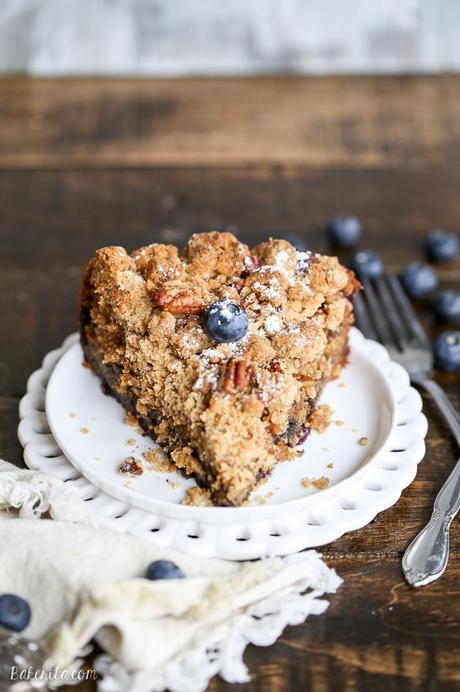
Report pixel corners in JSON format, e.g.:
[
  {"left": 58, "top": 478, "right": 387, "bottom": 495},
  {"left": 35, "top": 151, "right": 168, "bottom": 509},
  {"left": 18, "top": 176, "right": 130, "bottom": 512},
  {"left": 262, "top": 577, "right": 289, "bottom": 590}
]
[{"left": 80, "top": 232, "right": 360, "bottom": 506}]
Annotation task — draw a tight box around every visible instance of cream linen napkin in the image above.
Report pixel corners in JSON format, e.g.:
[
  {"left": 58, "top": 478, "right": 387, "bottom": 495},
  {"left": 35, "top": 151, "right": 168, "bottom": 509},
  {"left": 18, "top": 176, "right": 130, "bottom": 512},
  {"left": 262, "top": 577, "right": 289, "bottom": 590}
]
[{"left": 0, "top": 459, "right": 342, "bottom": 692}]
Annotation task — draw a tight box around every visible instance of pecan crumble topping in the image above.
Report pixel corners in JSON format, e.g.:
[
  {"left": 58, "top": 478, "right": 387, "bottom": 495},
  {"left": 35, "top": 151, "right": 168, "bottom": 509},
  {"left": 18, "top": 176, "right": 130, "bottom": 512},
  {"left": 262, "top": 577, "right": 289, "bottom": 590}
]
[{"left": 80, "top": 231, "right": 359, "bottom": 506}]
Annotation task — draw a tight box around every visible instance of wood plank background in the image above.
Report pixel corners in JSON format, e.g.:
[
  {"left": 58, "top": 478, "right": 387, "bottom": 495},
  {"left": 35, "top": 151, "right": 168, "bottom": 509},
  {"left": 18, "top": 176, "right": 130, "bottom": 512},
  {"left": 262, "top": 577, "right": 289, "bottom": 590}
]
[
  {"left": 0, "top": 75, "right": 459, "bottom": 692},
  {"left": 1, "top": 75, "right": 460, "bottom": 168}
]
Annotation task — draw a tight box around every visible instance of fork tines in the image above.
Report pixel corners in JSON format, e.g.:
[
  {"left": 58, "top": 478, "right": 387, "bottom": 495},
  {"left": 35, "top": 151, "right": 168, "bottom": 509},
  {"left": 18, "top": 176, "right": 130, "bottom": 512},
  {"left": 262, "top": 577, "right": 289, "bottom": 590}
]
[{"left": 353, "top": 275, "right": 430, "bottom": 351}]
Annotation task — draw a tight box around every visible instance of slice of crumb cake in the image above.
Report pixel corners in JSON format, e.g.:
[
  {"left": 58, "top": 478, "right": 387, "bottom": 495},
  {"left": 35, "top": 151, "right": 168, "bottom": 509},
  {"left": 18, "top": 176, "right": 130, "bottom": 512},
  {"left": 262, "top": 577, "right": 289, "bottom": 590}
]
[{"left": 80, "top": 232, "right": 360, "bottom": 506}]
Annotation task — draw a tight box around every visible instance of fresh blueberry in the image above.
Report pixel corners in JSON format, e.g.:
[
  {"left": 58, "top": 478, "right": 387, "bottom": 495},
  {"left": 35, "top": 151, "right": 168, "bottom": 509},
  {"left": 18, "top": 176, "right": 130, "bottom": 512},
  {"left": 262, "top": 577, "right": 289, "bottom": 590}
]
[
  {"left": 146, "top": 560, "right": 185, "bottom": 581},
  {"left": 327, "top": 216, "right": 362, "bottom": 248},
  {"left": 0, "top": 594, "right": 31, "bottom": 632},
  {"left": 203, "top": 299, "right": 248, "bottom": 343},
  {"left": 350, "top": 250, "right": 384, "bottom": 279},
  {"left": 284, "top": 232, "right": 309, "bottom": 251},
  {"left": 434, "top": 331, "right": 460, "bottom": 372},
  {"left": 432, "top": 291, "right": 460, "bottom": 323},
  {"left": 425, "top": 230, "right": 459, "bottom": 262},
  {"left": 400, "top": 262, "right": 438, "bottom": 298}
]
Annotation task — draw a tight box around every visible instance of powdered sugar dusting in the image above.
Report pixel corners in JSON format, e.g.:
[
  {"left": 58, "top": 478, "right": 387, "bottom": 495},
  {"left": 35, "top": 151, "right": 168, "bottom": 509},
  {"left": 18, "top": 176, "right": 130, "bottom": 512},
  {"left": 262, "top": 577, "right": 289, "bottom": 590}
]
[
  {"left": 201, "top": 348, "right": 224, "bottom": 363},
  {"left": 296, "top": 250, "right": 313, "bottom": 272},
  {"left": 207, "top": 299, "right": 238, "bottom": 325},
  {"left": 258, "top": 372, "right": 285, "bottom": 403},
  {"left": 193, "top": 350, "right": 221, "bottom": 390},
  {"left": 264, "top": 315, "right": 283, "bottom": 334},
  {"left": 253, "top": 278, "right": 280, "bottom": 300}
]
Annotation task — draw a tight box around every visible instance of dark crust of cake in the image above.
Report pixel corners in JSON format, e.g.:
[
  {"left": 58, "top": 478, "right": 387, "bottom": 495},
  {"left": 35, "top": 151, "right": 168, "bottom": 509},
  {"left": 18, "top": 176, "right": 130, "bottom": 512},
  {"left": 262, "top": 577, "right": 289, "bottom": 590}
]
[{"left": 79, "top": 232, "right": 359, "bottom": 506}]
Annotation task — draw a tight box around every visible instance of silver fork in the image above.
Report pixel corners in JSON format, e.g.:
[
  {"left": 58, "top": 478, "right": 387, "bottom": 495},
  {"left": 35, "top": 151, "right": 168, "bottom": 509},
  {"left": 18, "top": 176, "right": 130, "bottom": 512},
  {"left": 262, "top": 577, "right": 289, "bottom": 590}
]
[{"left": 353, "top": 275, "right": 460, "bottom": 587}]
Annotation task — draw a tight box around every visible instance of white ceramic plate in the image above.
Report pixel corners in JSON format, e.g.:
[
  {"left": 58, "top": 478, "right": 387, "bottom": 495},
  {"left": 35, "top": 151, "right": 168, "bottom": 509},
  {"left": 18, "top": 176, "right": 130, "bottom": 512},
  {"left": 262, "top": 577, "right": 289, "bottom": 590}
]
[{"left": 18, "top": 329, "right": 428, "bottom": 559}]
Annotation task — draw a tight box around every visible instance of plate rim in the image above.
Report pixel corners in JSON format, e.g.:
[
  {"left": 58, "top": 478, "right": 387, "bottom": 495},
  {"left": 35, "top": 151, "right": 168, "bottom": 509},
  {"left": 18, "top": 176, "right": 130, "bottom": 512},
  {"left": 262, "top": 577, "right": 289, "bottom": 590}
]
[{"left": 18, "top": 329, "right": 427, "bottom": 558}]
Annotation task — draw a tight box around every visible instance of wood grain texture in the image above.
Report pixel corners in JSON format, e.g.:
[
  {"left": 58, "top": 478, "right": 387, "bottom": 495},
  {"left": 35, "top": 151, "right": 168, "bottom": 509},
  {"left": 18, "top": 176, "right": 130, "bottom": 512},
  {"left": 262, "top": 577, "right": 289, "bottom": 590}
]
[
  {"left": 1, "top": 75, "right": 460, "bottom": 168},
  {"left": 0, "top": 76, "right": 459, "bottom": 692}
]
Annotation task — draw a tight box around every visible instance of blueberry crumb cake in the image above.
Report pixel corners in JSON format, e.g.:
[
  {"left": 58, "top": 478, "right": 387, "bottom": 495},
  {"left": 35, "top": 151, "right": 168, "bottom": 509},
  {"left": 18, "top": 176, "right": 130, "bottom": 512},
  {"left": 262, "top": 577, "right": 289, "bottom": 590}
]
[{"left": 80, "top": 232, "right": 360, "bottom": 506}]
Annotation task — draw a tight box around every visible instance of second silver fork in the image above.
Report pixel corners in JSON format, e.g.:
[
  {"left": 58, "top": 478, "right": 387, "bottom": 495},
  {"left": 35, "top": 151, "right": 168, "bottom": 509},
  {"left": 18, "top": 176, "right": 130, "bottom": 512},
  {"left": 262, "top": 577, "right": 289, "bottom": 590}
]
[{"left": 354, "top": 275, "right": 460, "bottom": 587}]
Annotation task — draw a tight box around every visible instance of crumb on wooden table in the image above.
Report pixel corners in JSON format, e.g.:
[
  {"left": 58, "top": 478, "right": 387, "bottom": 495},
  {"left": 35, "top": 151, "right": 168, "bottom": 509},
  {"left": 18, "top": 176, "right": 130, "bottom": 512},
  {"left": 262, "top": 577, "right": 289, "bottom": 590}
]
[
  {"left": 309, "top": 404, "right": 333, "bottom": 434},
  {"left": 359, "top": 436, "right": 369, "bottom": 446},
  {"left": 118, "top": 457, "right": 143, "bottom": 477}
]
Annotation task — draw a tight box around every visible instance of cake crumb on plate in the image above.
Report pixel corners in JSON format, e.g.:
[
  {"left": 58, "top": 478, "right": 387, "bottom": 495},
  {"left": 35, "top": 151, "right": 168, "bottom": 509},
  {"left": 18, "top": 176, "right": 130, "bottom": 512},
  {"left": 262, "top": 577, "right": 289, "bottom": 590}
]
[
  {"left": 118, "top": 457, "right": 143, "bottom": 477},
  {"left": 166, "top": 479, "right": 181, "bottom": 489},
  {"left": 302, "top": 475, "right": 330, "bottom": 490},
  {"left": 252, "top": 491, "right": 274, "bottom": 505},
  {"left": 359, "top": 436, "right": 369, "bottom": 446}
]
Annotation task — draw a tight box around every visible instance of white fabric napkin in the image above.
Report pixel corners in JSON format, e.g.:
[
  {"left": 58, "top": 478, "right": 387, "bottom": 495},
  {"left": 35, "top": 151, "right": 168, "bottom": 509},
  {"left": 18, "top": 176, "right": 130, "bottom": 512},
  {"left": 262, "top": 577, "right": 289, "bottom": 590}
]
[{"left": 0, "top": 459, "right": 342, "bottom": 692}]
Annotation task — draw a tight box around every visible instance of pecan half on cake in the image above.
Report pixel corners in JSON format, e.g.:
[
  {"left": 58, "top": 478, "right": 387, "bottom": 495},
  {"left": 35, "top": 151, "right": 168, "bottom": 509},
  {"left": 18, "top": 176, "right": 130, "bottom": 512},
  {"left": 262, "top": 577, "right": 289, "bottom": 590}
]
[{"left": 80, "top": 232, "right": 359, "bottom": 506}]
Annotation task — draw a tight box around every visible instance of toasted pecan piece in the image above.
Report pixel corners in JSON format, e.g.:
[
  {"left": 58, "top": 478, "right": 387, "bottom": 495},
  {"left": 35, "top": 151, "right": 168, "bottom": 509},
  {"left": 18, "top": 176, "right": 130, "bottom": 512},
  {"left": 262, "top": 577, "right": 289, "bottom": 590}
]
[
  {"left": 222, "top": 358, "right": 255, "bottom": 394},
  {"left": 118, "top": 457, "right": 144, "bottom": 477},
  {"left": 155, "top": 281, "right": 206, "bottom": 315}
]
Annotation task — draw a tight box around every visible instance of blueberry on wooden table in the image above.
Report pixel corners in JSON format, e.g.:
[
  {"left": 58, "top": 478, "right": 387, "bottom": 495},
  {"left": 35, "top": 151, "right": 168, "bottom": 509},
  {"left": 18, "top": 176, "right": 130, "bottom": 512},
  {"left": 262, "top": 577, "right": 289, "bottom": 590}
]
[
  {"left": 146, "top": 560, "right": 185, "bottom": 581},
  {"left": 434, "top": 331, "right": 460, "bottom": 372},
  {"left": 424, "top": 230, "right": 459, "bottom": 262},
  {"left": 400, "top": 262, "right": 438, "bottom": 298},
  {"left": 327, "top": 216, "right": 362, "bottom": 248},
  {"left": 432, "top": 291, "right": 460, "bottom": 323},
  {"left": 203, "top": 299, "right": 249, "bottom": 343},
  {"left": 350, "top": 250, "right": 384, "bottom": 279},
  {"left": 0, "top": 594, "right": 31, "bottom": 632}
]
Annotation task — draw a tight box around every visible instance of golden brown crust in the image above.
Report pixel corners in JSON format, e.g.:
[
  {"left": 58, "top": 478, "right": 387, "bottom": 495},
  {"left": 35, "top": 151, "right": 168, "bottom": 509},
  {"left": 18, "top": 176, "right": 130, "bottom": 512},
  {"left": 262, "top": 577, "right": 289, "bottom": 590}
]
[{"left": 80, "top": 232, "right": 359, "bottom": 506}]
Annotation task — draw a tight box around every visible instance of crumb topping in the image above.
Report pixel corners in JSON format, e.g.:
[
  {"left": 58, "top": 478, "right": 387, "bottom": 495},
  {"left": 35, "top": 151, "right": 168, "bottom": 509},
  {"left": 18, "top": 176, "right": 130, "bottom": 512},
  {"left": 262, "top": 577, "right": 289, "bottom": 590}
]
[
  {"left": 309, "top": 404, "right": 333, "bottom": 434},
  {"left": 181, "top": 487, "right": 212, "bottom": 506},
  {"left": 81, "top": 231, "right": 358, "bottom": 505}
]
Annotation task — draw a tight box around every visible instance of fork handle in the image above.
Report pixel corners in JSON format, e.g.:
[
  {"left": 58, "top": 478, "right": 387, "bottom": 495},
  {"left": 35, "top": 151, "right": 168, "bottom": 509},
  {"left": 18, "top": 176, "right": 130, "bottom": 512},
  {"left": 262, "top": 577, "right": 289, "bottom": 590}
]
[
  {"left": 412, "top": 376, "right": 460, "bottom": 447},
  {"left": 402, "top": 454, "right": 460, "bottom": 586}
]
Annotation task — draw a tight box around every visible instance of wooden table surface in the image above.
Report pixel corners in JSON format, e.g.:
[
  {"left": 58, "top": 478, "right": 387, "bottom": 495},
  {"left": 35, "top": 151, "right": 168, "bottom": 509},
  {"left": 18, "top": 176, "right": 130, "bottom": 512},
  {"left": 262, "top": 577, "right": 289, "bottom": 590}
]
[{"left": 0, "top": 75, "right": 459, "bottom": 691}]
